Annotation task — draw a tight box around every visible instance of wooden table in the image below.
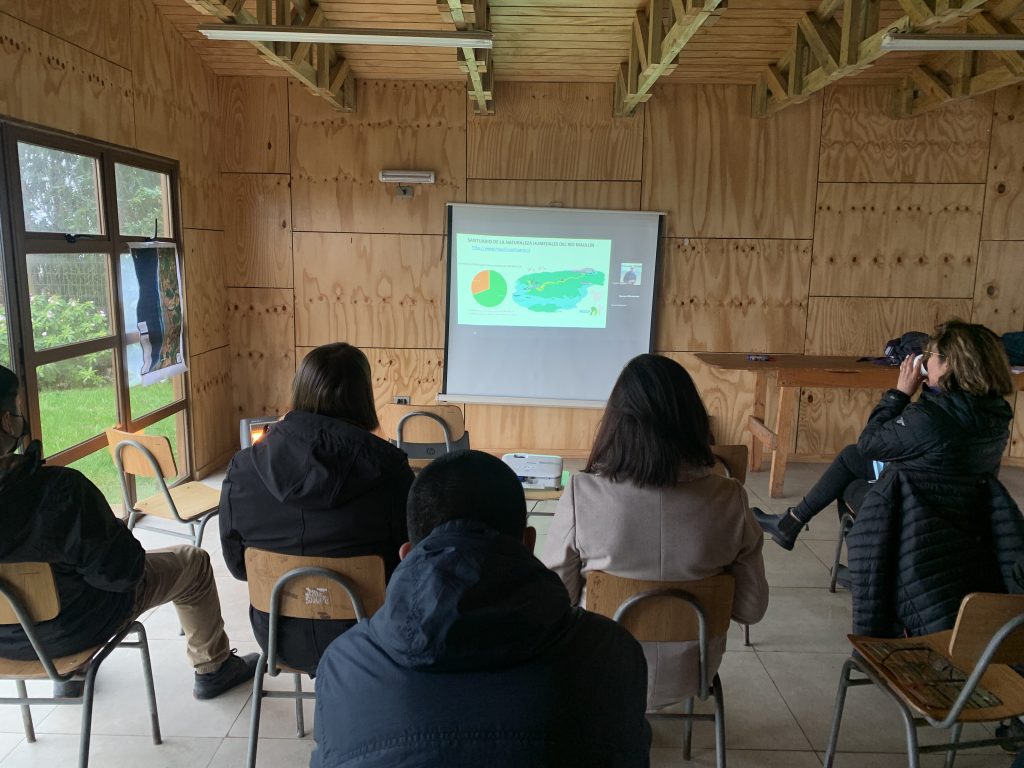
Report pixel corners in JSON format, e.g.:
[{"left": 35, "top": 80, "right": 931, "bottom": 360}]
[{"left": 695, "top": 353, "right": 1024, "bottom": 499}]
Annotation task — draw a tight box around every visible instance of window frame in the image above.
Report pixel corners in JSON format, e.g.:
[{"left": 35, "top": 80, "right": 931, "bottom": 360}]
[{"left": 0, "top": 119, "right": 191, "bottom": 473}]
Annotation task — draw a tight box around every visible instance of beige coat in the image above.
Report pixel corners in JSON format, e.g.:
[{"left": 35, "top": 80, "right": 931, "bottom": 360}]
[{"left": 541, "top": 467, "right": 769, "bottom": 710}]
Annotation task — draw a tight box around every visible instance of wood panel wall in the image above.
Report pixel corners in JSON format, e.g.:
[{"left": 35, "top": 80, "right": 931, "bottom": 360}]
[
  {"left": 219, "top": 77, "right": 1024, "bottom": 463},
  {"left": 0, "top": 0, "right": 233, "bottom": 477}
]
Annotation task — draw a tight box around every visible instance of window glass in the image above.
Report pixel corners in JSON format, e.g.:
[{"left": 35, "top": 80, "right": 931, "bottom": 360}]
[
  {"left": 115, "top": 164, "right": 171, "bottom": 238},
  {"left": 27, "top": 253, "right": 112, "bottom": 351},
  {"left": 36, "top": 349, "right": 117, "bottom": 456},
  {"left": 17, "top": 143, "right": 102, "bottom": 235},
  {"left": 0, "top": 260, "right": 9, "bottom": 369}
]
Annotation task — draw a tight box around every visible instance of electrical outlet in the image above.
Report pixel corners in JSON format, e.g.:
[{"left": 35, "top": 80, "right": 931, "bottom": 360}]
[{"left": 395, "top": 395, "right": 411, "bottom": 405}]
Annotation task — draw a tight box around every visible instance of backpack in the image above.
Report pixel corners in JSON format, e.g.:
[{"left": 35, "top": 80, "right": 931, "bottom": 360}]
[{"left": 882, "top": 332, "right": 930, "bottom": 365}]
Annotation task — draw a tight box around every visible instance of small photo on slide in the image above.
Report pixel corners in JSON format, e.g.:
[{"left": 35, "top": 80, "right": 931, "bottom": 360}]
[{"left": 620, "top": 263, "right": 642, "bottom": 285}]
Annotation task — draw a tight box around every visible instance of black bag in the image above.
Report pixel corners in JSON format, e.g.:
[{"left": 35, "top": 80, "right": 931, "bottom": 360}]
[
  {"left": 883, "top": 331, "right": 930, "bottom": 365},
  {"left": 1003, "top": 332, "right": 1024, "bottom": 366}
]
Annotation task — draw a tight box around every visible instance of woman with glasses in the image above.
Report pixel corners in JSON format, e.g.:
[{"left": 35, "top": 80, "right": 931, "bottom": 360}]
[{"left": 754, "top": 319, "right": 1016, "bottom": 551}]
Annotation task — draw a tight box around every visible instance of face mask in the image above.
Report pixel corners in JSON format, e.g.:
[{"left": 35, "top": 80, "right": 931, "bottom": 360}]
[{"left": 3, "top": 413, "right": 29, "bottom": 455}]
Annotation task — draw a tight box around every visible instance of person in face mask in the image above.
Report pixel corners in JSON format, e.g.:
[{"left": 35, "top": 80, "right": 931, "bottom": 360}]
[{"left": 0, "top": 364, "right": 258, "bottom": 700}]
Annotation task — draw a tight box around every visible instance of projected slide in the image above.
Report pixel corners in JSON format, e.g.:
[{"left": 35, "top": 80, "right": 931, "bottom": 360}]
[{"left": 456, "top": 233, "right": 612, "bottom": 329}]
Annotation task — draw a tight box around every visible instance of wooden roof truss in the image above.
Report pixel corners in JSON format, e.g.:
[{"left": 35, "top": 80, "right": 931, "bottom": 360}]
[
  {"left": 753, "top": 0, "right": 1000, "bottom": 116},
  {"left": 614, "top": 0, "right": 728, "bottom": 116},
  {"left": 184, "top": 0, "right": 355, "bottom": 110},
  {"left": 896, "top": 1, "right": 1024, "bottom": 115},
  {"left": 439, "top": 0, "right": 494, "bottom": 114}
]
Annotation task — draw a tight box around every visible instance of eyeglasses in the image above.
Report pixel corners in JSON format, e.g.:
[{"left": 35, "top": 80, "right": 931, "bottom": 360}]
[{"left": 923, "top": 350, "right": 946, "bottom": 361}]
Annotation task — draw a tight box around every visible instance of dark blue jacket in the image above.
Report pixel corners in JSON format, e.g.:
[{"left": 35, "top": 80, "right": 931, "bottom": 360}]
[{"left": 311, "top": 520, "right": 651, "bottom": 768}]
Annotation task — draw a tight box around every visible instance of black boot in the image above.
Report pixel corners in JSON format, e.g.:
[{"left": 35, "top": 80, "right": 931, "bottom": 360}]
[{"left": 751, "top": 507, "right": 805, "bottom": 551}]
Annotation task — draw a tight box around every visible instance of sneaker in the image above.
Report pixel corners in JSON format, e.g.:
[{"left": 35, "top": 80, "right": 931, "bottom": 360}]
[
  {"left": 752, "top": 507, "right": 805, "bottom": 551},
  {"left": 193, "top": 650, "right": 259, "bottom": 700},
  {"left": 52, "top": 678, "right": 84, "bottom": 698}
]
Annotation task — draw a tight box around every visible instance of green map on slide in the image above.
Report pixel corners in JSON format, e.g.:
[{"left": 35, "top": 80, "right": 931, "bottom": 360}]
[{"left": 512, "top": 268, "right": 606, "bottom": 313}]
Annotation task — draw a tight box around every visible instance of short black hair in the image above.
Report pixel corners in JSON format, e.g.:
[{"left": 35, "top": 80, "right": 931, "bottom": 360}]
[
  {"left": 586, "top": 353, "right": 714, "bottom": 487},
  {"left": 406, "top": 450, "right": 526, "bottom": 545},
  {"left": 0, "top": 365, "right": 17, "bottom": 416}
]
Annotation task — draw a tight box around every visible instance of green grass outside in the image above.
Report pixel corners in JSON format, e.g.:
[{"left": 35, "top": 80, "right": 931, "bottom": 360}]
[{"left": 40, "top": 380, "right": 181, "bottom": 503}]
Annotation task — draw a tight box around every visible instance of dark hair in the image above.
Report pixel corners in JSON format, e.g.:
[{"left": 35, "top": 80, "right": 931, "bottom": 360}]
[
  {"left": 0, "top": 365, "right": 17, "bottom": 416},
  {"left": 586, "top": 354, "right": 714, "bottom": 487},
  {"left": 930, "top": 319, "right": 1013, "bottom": 397},
  {"left": 406, "top": 450, "right": 526, "bottom": 545},
  {"left": 291, "top": 343, "right": 379, "bottom": 431}
]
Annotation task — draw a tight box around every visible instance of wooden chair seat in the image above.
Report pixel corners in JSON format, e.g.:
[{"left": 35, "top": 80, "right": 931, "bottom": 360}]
[
  {"left": 0, "top": 646, "right": 101, "bottom": 680},
  {"left": 134, "top": 482, "right": 219, "bottom": 522},
  {"left": 851, "top": 631, "right": 1024, "bottom": 723}
]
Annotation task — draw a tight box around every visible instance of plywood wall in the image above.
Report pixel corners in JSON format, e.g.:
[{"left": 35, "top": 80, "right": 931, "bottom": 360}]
[
  {"left": 220, "top": 77, "right": 1024, "bottom": 463},
  {"left": 0, "top": 0, "right": 233, "bottom": 477}
]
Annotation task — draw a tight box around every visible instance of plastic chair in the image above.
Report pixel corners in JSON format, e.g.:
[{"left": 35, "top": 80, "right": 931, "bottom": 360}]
[
  {"left": 824, "top": 592, "right": 1024, "bottom": 768},
  {"left": 0, "top": 562, "right": 161, "bottom": 768},
  {"left": 378, "top": 404, "right": 469, "bottom": 468},
  {"left": 106, "top": 428, "right": 220, "bottom": 548},
  {"left": 243, "top": 549, "right": 386, "bottom": 768},
  {"left": 587, "top": 571, "right": 735, "bottom": 768}
]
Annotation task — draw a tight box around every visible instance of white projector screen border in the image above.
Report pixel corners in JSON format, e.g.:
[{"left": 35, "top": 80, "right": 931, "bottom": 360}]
[{"left": 440, "top": 202, "right": 663, "bottom": 409}]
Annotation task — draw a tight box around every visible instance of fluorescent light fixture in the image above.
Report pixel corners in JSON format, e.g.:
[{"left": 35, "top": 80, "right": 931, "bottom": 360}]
[
  {"left": 198, "top": 24, "right": 493, "bottom": 49},
  {"left": 379, "top": 170, "right": 436, "bottom": 184},
  {"left": 880, "top": 32, "right": 1024, "bottom": 51}
]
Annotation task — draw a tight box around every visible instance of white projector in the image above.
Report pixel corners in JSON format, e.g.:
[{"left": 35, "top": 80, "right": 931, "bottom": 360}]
[{"left": 502, "top": 453, "right": 563, "bottom": 491}]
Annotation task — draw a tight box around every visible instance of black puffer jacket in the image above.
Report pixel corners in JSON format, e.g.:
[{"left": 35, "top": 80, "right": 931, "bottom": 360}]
[
  {"left": 219, "top": 411, "right": 413, "bottom": 675},
  {"left": 0, "top": 444, "right": 144, "bottom": 659},
  {"left": 312, "top": 520, "right": 651, "bottom": 767},
  {"left": 848, "top": 387, "right": 1024, "bottom": 637}
]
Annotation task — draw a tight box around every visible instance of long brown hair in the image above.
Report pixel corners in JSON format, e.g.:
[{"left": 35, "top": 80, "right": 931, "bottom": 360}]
[
  {"left": 291, "top": 343, "right": 379, "bottom": 431},
  {"left": 930, "top": 320, "right": 1013, "bottom": 397},
  {"left": 586, "top": 354, "right": 714, "bottom": 487}
]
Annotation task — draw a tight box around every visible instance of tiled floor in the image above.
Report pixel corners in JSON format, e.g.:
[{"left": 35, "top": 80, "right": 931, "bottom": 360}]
[{"left": 2, "top": 462, "right": 1023, "bottom": 767}]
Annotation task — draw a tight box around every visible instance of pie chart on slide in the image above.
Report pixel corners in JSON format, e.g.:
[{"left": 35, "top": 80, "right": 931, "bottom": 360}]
[{"left": 471, "top": 270, "right": 508, "bottom": 308}]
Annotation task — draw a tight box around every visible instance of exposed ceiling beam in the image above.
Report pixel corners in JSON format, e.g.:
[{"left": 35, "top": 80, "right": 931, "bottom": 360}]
[
  {"left": 438, "top": 0, "right": 494, "bottom": 115},
  {"left": 894, "top": 12, "right": 1024, "bottom": 115},
  {"left": 184, "top": 0, "right": 355, "bottom": 112},
  {"left": 753, "top": 0, "right": 990, "bottom": 117},
  {"left": 614, "top": 0, "right": 728, "bottom": 117}
]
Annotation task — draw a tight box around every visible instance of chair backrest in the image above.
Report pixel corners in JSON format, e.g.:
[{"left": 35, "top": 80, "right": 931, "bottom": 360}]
[
  {"left": 378, "top": 404, "right": 469, "bottom": 460},
  {"left": 585, "top": 571, "right": 735, "bottom": 643},
  {"left": 244, "top": 549, "right": 386, "bottom": 621},
  {"left": 948, "top": 592, "right": 1024, "bottom": 668},
  {"left": 105, "top": 428, "right": 177, "bottom": 480},
  {"left": 0, "top": 563, "right": 59, "bottom": 625},
  {"left": 711, "top": 444, "right": 748, "bottom": 485}
]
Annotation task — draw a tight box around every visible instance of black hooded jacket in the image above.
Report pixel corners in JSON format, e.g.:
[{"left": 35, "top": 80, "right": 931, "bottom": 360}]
[
  {"left": 848, "top": 387, "right": 1024, "bottom": 637},
  {"left": 311, "top": 520, "right": 651, "bottom": 768},
  {"left": 0, "top": 444, "right": 144, "bottom": 659},
  {"left": 219, "top": 410, "right": 413, "bottom": 675}
]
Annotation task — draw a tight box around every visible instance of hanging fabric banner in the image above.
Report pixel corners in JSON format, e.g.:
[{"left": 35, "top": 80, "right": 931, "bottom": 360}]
[{"left": 128, "top": 242, "right": 186, "bottom": 386}]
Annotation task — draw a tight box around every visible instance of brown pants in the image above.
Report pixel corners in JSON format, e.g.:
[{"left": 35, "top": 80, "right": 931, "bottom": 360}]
[{"left": 133, "top": 546, "right": 231, "bottom": 674}]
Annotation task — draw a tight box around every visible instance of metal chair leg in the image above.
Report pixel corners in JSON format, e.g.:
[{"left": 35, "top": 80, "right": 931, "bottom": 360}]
[
  {"left": 134, "top": 624, "right": 162, "bottom": 745},
  {"left": 294, "top": 673, "right": 305, "bottom": 738},
  {"left": 823, "top": 658, "right": 855, "bottom": 768},
  {"left": 712, "top": 674, "right": 726, "bottom": 768},
  {"left": 78, "top": 666, "right": 101, "bottom": 768},
  {"left": 943, "top": 722, "right": 963, "bottom": 768},
  {"left": 15, "top": 679, "right": 34, "bottom": 742},
  {"left": 743, "top": 623, "right": 751, "bottom": 647},
  {"left": 246, "top": 656, "right": 268, "bottom": 768},
  {"left": 894, "top": 694, "right": 921, "bottom": 768},
  {"left": 830, "top": 514, "right": 852, "bottom": 593},
  {"left": 681, "top": 697, "right": 694, "bottom": 760},
  {"left": 126, "top": 509, "right": 138, "bottom": 531},
  {"left": 193, "top": 515, "right": 215, "bottom": 549}
]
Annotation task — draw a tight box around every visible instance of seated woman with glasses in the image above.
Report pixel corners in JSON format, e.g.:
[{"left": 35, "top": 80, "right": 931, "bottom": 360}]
[
  {"left": 219, "top": 343, "right": 414, "bottom": 676},
  {"left": 542, "top": 354, "right": 769, "bottom": 710},
  {"left": 754, "top": 320, "right": 1017, "bottom": 554}
]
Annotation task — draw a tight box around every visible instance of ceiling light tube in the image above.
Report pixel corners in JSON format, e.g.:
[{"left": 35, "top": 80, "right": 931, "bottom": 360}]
[
  {"left": 198, "top": 24, "right": 493, "bottom": 49},
  {"left": 880, "top": 32, "right": 1024, "bottom": 51},
  {"left": 379, "top": 170, "right": 436, "bottom": 184}
]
